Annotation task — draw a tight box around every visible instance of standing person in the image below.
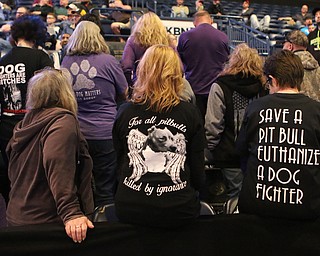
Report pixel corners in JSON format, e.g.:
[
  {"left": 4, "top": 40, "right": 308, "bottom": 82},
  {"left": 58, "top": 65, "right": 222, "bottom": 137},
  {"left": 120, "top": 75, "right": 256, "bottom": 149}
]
[
  {"left": 205, "top": 43, "right": 264, "bottom": 200},
  {"left": 61, "top": 21, "right": 128, "bottom": 208},
  {"left": 237, "top": 50, "right": 320, "bottom": 220},
  {"left": 121, "top": 12, "right": 169, "bottom": 89},
  {"left": 283, "top": 30, "right": 320, "bottom": 101},
  {"left": 177, "top": 10, "right": 229, "bottom": 119},
  {"left": 0, "top": 15, "right": 54, "bottom": 204},
  {"left": 307, "top": 7, "right": 320, "bottom": 65},
  {"left": 113, "top": 45, "right": 205, "bottom": 227},
  {"left": 6, "top": 68, "right": 94, "bottom": 243},
  {"left": 240, "top": 0, "right": 270, "bottom": 32}
]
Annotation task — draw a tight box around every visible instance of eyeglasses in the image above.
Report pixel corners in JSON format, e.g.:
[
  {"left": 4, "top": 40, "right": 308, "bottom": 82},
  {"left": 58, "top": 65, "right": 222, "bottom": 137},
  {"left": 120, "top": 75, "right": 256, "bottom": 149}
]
[{"left": 264, "top": 75, "right": 272, "bottom": 90}]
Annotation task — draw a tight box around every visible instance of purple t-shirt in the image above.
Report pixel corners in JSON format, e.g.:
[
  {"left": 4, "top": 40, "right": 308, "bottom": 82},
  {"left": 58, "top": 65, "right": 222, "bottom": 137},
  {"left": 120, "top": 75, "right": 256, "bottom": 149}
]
[
  {"left": 62, "top": 53, "right": 128, "bottom": 140},
  {"left": 177, "top": 23, "right": 229, "bottom": 95}
]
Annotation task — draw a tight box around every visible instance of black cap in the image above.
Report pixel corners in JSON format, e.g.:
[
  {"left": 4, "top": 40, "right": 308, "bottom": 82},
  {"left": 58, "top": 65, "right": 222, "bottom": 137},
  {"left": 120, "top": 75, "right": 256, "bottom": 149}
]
[{"left": 312, "top": 7, "right": 320, "bottom": 16}]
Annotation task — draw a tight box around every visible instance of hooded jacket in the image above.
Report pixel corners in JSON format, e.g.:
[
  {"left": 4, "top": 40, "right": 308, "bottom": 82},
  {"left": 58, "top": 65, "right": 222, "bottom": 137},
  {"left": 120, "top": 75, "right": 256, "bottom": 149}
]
[
  {"left": 294, "top": 50, "right": 320, "bottom": 101},
  {"left": 6, "top": 107, "right": 94, "bottom": 226},
  {"left": 205, "top": 74, "right": 262, "bottom": 167}
]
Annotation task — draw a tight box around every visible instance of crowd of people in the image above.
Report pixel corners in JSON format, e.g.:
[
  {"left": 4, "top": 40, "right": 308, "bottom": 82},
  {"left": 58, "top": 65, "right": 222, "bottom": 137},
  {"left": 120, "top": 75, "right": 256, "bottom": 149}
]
[{"left": 1, "top": 0, "right": 320, "bottom": 245}]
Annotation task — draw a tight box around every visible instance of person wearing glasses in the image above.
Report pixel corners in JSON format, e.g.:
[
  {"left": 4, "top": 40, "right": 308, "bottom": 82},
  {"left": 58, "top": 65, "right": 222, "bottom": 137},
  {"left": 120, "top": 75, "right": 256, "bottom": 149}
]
[
  {"left": 204, "top": 43, "right": 265, "bottom": 201},
  {"left": 237, "top": 50, "right": 320, "bottom": 220},
  {"left": 0, "top": 15, "right": 53, "bottom": 205},
  {"left": 6, "top": 68, "right": 94, "bottom": 243},
  {"left": 283, "top": 30, "right": 320, "bottom": 101}
]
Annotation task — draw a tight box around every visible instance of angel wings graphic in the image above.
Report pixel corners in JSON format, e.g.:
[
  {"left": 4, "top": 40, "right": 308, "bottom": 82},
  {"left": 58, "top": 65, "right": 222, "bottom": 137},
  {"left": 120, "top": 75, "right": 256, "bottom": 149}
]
[{"left": 127, "top": 126, "right": 187, "bottom": 184}]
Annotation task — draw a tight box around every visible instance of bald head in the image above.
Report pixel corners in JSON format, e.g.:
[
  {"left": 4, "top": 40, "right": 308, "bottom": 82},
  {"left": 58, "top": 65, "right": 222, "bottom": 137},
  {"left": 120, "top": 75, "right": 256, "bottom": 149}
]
[{"left": 193, "top": 10, "right": 213, "bottom": 26}]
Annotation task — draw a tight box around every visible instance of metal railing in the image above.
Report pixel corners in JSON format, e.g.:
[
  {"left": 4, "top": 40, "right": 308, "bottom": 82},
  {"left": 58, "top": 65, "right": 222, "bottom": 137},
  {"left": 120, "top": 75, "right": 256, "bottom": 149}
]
[{"left": 226, "top": 18, "right": 271, "bottom": 56}]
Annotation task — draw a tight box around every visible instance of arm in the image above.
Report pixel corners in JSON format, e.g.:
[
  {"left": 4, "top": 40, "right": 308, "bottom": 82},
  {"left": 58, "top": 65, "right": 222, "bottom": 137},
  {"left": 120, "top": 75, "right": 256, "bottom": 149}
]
[
  {"left": 40, "top": 51, "right": 55, "bottom": 68},
  {"left": 42, "top": 114, "right": 93, "bottom": 243},
  {"left": 204, "top": 83, "right": 226, "bottom": 150},
  {"left": 120, "top": 37, "right": 136, "bottom": 87},
  {"left": 109, "top": 56, "right": 128, "bottom": 103},
  {"left": 188, "top": 107, "right": 206, "bottom": 190}
]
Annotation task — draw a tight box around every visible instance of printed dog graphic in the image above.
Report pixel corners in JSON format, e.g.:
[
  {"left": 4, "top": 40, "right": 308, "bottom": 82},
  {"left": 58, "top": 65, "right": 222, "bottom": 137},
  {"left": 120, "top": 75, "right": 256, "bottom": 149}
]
[{"left": 127, "top": 126, "right": 186, "bottom": 184}]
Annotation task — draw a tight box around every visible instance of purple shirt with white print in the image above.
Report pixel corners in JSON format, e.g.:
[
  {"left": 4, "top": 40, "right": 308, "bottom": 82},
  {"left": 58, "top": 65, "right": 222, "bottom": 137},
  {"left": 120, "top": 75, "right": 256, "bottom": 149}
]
[{"left": 62, "top": 53, "right": 128, "bottom": 139}]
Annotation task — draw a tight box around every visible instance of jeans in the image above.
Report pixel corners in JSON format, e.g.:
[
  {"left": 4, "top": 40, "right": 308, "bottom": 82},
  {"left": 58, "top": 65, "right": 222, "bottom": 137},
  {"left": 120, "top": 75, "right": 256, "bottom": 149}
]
[
  {"left": 87, "top": 139, "right": 117, "bottom": 207},
  {"left": 250, "top": 14, "right": 271, "bottom": 31}
]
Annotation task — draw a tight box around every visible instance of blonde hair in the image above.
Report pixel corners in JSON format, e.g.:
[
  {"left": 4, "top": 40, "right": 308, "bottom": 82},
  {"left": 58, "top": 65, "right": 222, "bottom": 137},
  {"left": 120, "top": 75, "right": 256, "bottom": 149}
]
[
  {"left": 220, "top": 43, "right": 264, "bottom": 82},
  {"left": 132, "top": 44, "right": 183, "bottom": 113},
  {"left": 26, "top": 68, "right": 78, "bottom": 115},
  {"left": 66, "top": 21, "right": 110, "bottom": 55},
  {"left": 132, "top": 12, "right": 169, "bottom": 48}
]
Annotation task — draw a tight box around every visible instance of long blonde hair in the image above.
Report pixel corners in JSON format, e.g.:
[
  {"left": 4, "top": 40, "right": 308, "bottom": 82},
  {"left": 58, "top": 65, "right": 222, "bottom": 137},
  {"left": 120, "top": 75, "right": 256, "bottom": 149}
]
[
  {"left": 220, "top": 43, "right": 263, "bottom": 82},
  {"left": 132, "top": 45, "right": 183, "bottom": 113},
  {"left": 132, "top": 12, "right": 169, "bottom": 48},
  {"left": 26, "top": 68, "right": 78, "bottom": 114},
  {"left": 66, "top": 21, "right": 110, "bottom": 55}
]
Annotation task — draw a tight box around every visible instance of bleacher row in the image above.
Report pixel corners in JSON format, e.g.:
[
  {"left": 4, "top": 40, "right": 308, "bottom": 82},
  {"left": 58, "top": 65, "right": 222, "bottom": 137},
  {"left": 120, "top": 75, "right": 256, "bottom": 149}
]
[{"left": 6, "top": 0, "right": 312, "bottom": 57}]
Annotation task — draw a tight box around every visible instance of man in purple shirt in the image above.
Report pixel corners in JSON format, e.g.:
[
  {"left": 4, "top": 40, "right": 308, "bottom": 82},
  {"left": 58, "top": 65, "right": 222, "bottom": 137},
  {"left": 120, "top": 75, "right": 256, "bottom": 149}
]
[{"left": 177, "top": 10, "right": 229, "bottom": 119}]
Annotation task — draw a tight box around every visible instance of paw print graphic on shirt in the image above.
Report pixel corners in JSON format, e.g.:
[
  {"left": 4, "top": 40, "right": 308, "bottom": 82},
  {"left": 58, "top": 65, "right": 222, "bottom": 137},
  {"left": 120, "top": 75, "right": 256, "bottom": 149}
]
[{"left": 70, "top": 60, "right": 97, "bottom": 91}]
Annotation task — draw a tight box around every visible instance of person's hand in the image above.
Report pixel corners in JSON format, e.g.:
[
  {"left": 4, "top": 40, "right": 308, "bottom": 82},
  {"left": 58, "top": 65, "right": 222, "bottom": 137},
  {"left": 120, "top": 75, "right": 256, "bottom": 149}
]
[{"left": 65, "top": 216, "right": 94, "bottom": 243}]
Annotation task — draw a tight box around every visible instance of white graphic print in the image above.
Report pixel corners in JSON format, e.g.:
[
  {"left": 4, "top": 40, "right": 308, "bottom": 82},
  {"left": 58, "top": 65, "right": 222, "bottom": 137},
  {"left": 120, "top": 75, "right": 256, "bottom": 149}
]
[
  {"left": 127, "top": 126, "right": 187, "bottom": 184},
  {"left": 0, "top": 63, "right": 26, "bottom": 110},
  {"left": 70, "top": 60, "right": 97, "bottom": 91}
]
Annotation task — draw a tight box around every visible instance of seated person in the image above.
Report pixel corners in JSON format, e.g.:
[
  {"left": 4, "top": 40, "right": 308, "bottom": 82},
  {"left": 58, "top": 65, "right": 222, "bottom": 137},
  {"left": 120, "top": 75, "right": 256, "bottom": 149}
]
[
  {"left": 54, "top": 0, "right": 69, "bottom": 21},
  {"left": 240, "top": 0, "right": 270, "bottom": 32},
  {"left": 207, "top": 0, "right": 224, "bottom": 15},
  {"left": 279, "top": 5, "right": 312, "bottom": 28},
  {"left": 33, "top": 0, "right": 53, "bottom": 6},
  {"left": 237, "top": 50, "right": 320, "bottom": 220},
  {"left": 0, "top": 6, "right": 29, "bottom": 54},
  {"left": 171, "top": 0, "right": 189, "bottom": 18},
  {"left": 113, "top": 45, "right": 205, "bottom": 228},
  {"left": 300, "top": 16, "right": 315, "bottom": 35},
  {"left": 6, "top": 68, "right": 94, "bottom": 243},
  {"left": 31, "top": 0, "right": 54, "bottom": 21},
  {"left": 46, "top": 12, "right": 60, "bottom": 37},
  {"left": 189, "top": 0, "right": 204, "bottom": 17},
  {"left": 60, "top": 3, "right": 86, "bottom": 35},
  {"left": 108, "top": 0, "right": 131, "bottom": 42}
]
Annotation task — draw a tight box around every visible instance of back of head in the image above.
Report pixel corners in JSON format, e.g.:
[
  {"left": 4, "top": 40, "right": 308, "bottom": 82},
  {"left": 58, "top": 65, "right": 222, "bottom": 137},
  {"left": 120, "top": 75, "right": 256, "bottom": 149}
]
[
  {"left": 221, "top": 43, "right": 263, "bottom": 79},
  {"left": 264, "top": 50, "right": 304, "bottom": 89},
  {"left": 66, "top": 20, "right": 109, "bottom": 55},
  {"left": 11, "top": 15, "right": 47, "bottom": 47},
  {"left": 132, "top": 12, "right": 169, "bottom": 48},
  {"left": 286, "top": 30, "right": 309, "bottom": 49},
  {"left": 26, "top": 68, "right": 77, "bottom": 114},
  {"left": 133, "top": 44, "right": 183, "bottom": 113},
  {"left": 193, "top": 10, "right": 212, "bottom": 26}
]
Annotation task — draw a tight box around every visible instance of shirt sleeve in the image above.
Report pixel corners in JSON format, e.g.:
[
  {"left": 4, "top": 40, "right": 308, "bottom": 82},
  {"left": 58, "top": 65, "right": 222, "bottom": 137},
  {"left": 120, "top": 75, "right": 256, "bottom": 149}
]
[
  {"left": 40, "top": 50, "right": 54, "bottom": 68},
  {"left": 42, "top": 114, "right": 85, "bottom": 223},
  {"left": 204, "top": 83, "right": 226, "bottom": 150},
  {"left": 120, "top": 37, "right": 136, "bottom": 86},
  {"left": 188, "top": 106, "right": 206, "bottom": 190}
]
